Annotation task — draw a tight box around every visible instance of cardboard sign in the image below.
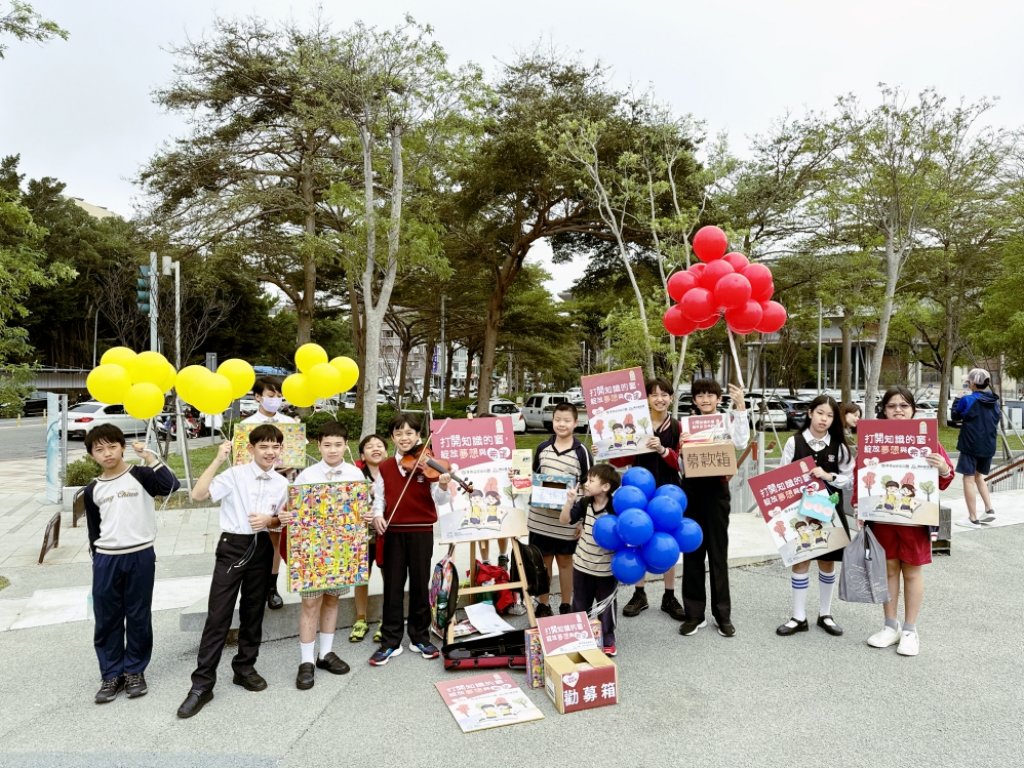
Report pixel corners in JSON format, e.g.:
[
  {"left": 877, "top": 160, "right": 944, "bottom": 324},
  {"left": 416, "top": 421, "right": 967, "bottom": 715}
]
[
  {"left": 582, "top": 367, "right": 656, "bottom": 460},
  {"left": 525, "top": 618, "right": 603, "bottom": 689},
  {"left": 748, "top": 458, "right": 850, "bottom": 566},
  {"left": 856, "top": 419, "right": 940, "bottom": 526},
  {"left": 530, "top": 473, "right": 575, "bottom": 510},
  {"left": 233, "top": 422, "right": 307, "bottom": 469},
  {"left": 431, "top": 416, "right": 528, "bottom": 544},
  {"left": 545, "top": 651, "right": 618, "bottom": 714},
  {"left": 681, "top": 413, "right": 732, "bottom": 442},
  {"left": 435, "top": 672, "right": 544, "bottom": 732},
  {"left": 680, "top": 441, "right": 737, "bottom": 478},
  {"left": 536, "top": 611, "right": 599, "bottom": 656},
  {"left": 286, "top": 481, "right": 371, "bottom": 592},
  {"left": 510, "top": 449, "right": 533, "bottom": 494}
]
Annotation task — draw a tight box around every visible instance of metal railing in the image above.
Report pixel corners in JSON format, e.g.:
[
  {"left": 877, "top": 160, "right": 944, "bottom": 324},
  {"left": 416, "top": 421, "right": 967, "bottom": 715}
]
[{"left": 987, "top": 455, "right": 1024, "bottom": 493}]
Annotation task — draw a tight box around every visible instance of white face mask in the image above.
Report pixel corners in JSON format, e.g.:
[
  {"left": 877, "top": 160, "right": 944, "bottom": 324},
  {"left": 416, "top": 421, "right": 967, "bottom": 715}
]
[{"left": 260, "top": 396, "right": 283, "bottom": 414}]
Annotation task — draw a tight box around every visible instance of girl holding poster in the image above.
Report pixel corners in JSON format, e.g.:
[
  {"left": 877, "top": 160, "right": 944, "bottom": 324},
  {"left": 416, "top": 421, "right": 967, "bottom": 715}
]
[
  {"left": 860, "top": 387, "right": 954, "bottom": 657},
  {"left": 776, "top": 396, "right": 853, "bottom": 638}
]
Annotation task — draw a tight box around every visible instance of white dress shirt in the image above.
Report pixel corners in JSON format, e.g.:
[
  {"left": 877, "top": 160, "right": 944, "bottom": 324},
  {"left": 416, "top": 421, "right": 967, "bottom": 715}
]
[
  {"left": 241, "top": 411, "right": 297, "bottom": 424},
  {"left": 294, "top": 460, "right": 365, "bottom": 485},
  {"left": 780, "top": 429, "right": 854, "bottom": 488},
  {"left": 209, "top": 462, "right": 289, "bottom": 533}
]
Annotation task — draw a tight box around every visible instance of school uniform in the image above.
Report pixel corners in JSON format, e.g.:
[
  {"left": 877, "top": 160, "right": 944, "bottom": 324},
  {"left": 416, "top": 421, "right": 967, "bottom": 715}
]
[
  {"left": 241, "top": 411, "right": 298, "bottom": 424},
  {"left": 189, "top": 463, "right": 289, "bottom": 692},
  {"left": 371, "top": 452, "right": 450, "bottom": 649},
  {"left": 781, "top": 430, "right": 854, "bottom": 562},
  {"left": 85, "top": 463, "right": 180, "bottom": 681},
  {"left": 568, "top": 498, "right": 617, "bottom": 645},
  {"left": 680, "top": 413, "right": 749, "bottom": 625}
]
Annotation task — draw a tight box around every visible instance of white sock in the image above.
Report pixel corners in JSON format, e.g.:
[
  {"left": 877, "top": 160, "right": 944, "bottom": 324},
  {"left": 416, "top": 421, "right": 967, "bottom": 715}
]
[
  {"left": 791, "top": 574, "right": 810, "bottom": 621},
  {"left": 318, "top": 632, "right": 335, "bottom": 658},
  {"left": 300, "top": 641, "right": 316, "bottom": 665},
  {"left": 818, "top": 571, "right": 836, "bottom": 616}
]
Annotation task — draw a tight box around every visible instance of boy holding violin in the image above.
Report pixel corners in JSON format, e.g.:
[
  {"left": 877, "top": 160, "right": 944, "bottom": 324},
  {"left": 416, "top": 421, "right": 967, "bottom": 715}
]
[{"left": 369, "top": 413, "right": 453, "bottom": 666}]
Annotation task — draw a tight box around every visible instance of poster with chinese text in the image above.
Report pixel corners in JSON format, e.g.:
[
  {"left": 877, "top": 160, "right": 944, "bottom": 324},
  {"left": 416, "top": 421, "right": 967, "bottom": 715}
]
[
  {"left": 581, "top": 367, "right": 654, "bottom": 460},
  {"left": 680, "top": 413, "right": 732, "bottom": 443},
  {"left": 286, "top": 481, "right": 371, "bottom": 592},
  {"left": 536, "top": 611, "right": 600, "bottom": 656},
  {"left": 435, "top": 672, "right": 543, "bottom": 733},
  {"left": 856, "top": 419, "right": 940, "bottom": 526}
]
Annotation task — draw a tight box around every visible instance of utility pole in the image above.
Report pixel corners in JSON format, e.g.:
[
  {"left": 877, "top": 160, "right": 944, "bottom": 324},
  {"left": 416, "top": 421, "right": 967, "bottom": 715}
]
[
  {"left": 161, "top": 255, "right": 191, "bottom": 490},
  {"left": 817, "top": 299, "right": 823, "bottom": 393},
  {"left": 439, "top": 293, "right": 446, "bottom": 410},
  {"left": 149, "top": 251, "right": 159, "bottom": 352}
]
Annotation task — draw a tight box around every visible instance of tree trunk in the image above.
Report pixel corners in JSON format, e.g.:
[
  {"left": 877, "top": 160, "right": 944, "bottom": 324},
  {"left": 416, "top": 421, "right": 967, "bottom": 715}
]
[
  {"left": 345, "top": 270, "right": 366, "bottom": 410},
  {"left": 864, "top": 236, "right": 901, "bottom": 415},
  {"left": 297, "top": 142, "right": 317, "bottom": 346},
  {"left": 463, "top": 349, "right": 474, "bottom": 399},
  {"left": 444, "top": 341, "right": 454, "bottom": 401},
  {"left": 478, "top": 287, "right": 504, "bottom": 413},
  {"left": 938, "top": 298, "right": 956, "bottom": 427},
  {"left": 840, "top": 309, "right": 853, "bottom": 404},
  {"left": 397, "top": 337, "right": 410, "bottom": 410},
  {"left": 421, "top": 336, "right": 435, "bottom": 406}
]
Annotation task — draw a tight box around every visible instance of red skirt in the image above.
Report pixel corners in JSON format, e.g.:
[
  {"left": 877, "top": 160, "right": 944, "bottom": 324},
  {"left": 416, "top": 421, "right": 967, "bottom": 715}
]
[{"left": 870, "top": 522, "right": 931, "bottom": 566}]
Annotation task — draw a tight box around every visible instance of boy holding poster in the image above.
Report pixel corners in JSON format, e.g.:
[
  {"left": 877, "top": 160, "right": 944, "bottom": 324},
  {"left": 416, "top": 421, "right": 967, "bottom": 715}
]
[
  {"left": 582, "top": 366, "right": 656, "bottom": 460},
  {"left": 279, "top": 421, "right": 362, "bottom": 689},
  {"left": 856, "top": 387, "right": 953, "bottom": 657}
]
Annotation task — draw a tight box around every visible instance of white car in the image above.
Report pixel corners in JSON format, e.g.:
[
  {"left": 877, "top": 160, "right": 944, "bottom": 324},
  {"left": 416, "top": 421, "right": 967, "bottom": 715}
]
[
  {"left": 63, "top": 401, "right": 150, "bottom": 440},
  {"left": 744, "top": 396, "right": 790, "bottom": 430},
  {"left": 466, "top": 399, "right": 527, "bottom": 433},
  {"left": 522, "top": 393, "right": 588, "bottom": 432},
  {"left": 914, "top": 399, "right": 939, "bottom": 420},
  {"left": 238, "top": 398, "right": 259, "bottom": 416}
]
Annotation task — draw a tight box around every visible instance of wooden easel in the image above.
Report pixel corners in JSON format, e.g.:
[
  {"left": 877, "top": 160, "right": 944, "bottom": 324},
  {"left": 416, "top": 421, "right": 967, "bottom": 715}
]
[{"left": 446, "top": 535, "right": 537, "bottom": 645}]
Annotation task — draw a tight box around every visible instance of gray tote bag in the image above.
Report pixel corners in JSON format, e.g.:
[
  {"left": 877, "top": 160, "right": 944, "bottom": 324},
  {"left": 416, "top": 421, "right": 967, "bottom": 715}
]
[{"left": 838, "top": 525, "right": 890, "bottom": 604}]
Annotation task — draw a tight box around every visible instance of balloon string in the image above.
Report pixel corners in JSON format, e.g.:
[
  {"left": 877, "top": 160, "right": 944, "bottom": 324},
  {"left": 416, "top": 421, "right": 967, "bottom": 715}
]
[{"left": 726, "top": 327, "right": 746, "bottom": 391}]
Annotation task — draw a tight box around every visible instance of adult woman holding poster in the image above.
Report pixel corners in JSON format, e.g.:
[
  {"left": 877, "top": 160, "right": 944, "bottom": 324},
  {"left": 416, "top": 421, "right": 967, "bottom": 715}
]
[
  {"left": 860, "top": 387, "right": 954, "bottom": 657},
  {"left": 776, "top": 396, "right": 853, "bottom": 638}
]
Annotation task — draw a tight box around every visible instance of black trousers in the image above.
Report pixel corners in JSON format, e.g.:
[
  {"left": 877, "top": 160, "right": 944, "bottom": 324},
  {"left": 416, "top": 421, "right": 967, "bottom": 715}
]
[
  {"left": 681, "top": 478, "right": 732, "bottom": 623},
  {"left": 571, "top": 569, "right": 618, "bottom": 645},
  {"left": 190, "top": 531, "right": 273, "bottom": 692},
  {"left": 379, "top": 530, "right": 433, "bottom": 649},
  {"left": 92, "top": 547, "right": 156, "bottom": 679}
]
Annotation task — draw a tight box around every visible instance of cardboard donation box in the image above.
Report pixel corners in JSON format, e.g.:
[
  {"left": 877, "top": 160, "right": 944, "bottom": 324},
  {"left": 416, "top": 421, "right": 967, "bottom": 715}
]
[
  {"left": 536, "top": 612, "right": 618, "bottom": 713},
  {"left": 680, "top": 441, "right": 737, "bottom": 478},
  {"left": 524, "top": 617, "right": 602, "bottom": 689}
]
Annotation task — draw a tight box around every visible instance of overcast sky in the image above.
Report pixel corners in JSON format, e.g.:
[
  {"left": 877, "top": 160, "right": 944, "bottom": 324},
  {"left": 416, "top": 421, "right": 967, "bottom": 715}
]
[{"left": 2, "top": 0, "right": 1022, "bottom": 290}]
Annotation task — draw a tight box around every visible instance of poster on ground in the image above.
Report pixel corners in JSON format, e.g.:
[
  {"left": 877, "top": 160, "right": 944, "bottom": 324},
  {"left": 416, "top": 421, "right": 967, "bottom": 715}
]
[
  {"left": 747, "top": 458, "right": 849, "bottom": 566},
  {"left": 430, "top": 416, "right": 528, "bottom": 544},
  {"left": 855, "top": 419, "right": 940, "bottom": 526},
  {"left": 286, "top": 481, "right": 371, "bottom": 592},
  {"left": 581, "top": 367, "right": 654, "bottom": 460},
  {"left": 435, "top": 671, "right": 544, "bottom": 732}
]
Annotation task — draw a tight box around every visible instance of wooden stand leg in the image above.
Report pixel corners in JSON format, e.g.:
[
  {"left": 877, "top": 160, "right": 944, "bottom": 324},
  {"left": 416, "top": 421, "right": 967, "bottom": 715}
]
[{"left": 510, "top": 538, "right": 536, "bottom": 628}]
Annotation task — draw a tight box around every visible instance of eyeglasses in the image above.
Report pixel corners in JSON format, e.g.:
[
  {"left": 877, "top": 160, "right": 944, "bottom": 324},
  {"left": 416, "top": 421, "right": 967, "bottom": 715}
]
[{"left": 884, "top": 403, "right": 912, "bottom": 411}]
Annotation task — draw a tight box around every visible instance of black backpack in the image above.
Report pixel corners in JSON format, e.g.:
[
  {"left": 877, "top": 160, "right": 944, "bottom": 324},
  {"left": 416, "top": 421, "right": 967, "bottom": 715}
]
[
  {"left": 429, "top": 545, "right": 460, "bottom": 638},
  {"left": 510, "top": 540, "right": 550, "bottom": 596}
]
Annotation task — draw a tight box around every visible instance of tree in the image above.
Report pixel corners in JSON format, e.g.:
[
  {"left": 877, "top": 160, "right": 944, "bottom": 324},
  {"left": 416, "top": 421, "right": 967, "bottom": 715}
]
[{"left": 0, "top": 1, "right": 66, "bottom": 59}]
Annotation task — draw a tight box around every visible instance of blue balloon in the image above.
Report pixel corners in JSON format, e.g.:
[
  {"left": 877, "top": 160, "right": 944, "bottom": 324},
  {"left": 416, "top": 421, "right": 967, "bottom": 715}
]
[
  {"left": 611, "top": 549, "right": 647, "bottom": 584},
  {"left": 646, "top": 495, "right": 683, "bottom": 533},
  {"left": 592, "top": 513, "right": 623, "bottom": 551},
  {"left": 617, "top": 508, "right": 654, "bottom": 547},
  {"left": 673, "top": 518, "right": 704, "bottom": 554},
  {"left": 612, "top": 485, "right": 649, "bottom": 514},
  {"left": 642, "top": 532, "right": 681, "bottom": 574},
  {"left": 654, "top": 484, "right": 688, "bottom": 516},
  {"left": 621, "top": 466, "right": 657, "bottom": 500}
]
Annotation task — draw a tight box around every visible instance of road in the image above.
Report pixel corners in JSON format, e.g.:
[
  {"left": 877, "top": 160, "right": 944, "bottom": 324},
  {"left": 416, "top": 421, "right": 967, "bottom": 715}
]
[{"left": 0, "top": 417, "right": 86, "bottom": 462}]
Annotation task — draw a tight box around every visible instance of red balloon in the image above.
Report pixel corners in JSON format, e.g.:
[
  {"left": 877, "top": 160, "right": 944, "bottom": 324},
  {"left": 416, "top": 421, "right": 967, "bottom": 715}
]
[
  {"left": 756, "top": 300, "right": 788, "bottom": 334},
  {"left": 699, "top": 259, "right": 734, "bottom": 291},
  {"left": 693, "top": 226, "right": 729, "bottom": 263},
  {"left": 723, "top": 252, "right": 750, "bottom": 271},
  {"left": 662, "top": 305, "right": 698, "bottom": 336},
  {"left": 679, "top": 287, "right": 717, "bottom": 322},
  {"left": 713, "top": 273, "right": 752, "bottom": 311},
  {"left": 726, "top": 300, "right": 763, "bottom": 333},
  {"left": 742, "top": 263, "right": 774, "bottom": 302},
  {"left": 688, "top": 262, "right": 706, "bottom": 279},
  {"left": 696, "top": 313, "right": 721, "bottom": 329},
  {"left": 667, "top": 270, "right": 698, "bottom": 303}
]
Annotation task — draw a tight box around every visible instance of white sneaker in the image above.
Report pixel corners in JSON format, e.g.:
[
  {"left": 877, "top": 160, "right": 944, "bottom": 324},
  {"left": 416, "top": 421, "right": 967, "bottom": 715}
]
[
  {"left": 896, "top": 630, "right": 920, "bottom": 656},
  {"left": 866, "top": 623, "right": 901, "bottom": 648},
  {"left": 957, "top": 518, "right": 983, "bottom": 529}
]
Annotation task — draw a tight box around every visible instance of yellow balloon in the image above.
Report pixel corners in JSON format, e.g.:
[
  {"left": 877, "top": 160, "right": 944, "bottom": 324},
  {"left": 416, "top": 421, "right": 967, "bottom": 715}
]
[
  {"left": 175, "top": 365, "right": 212, "bottom": 404},
  {"left": 294, "top": 343, "right": 328, "bottom": 374},
  {"left": 128, "top": 350, "right": 169, "bottom": 386},
  {"left": 124, "top": 382, "right": 165, "bottom": 419},
  {"left": 192, "top": 373, "right": 233, "bottom": 414},
  {"left": 87, "top": 364, "right": 132, "bottom": 404},
  {"left": 100, "top": 346, "right": 137, "bottom": 369},
  {"left": 159, "top": 361, "right": 178, "bottom": 393},
  {"left": 329, "top": 356, "right": 360, "bottom": 393},
  {"left": 217, "top": 358, "right": 256, "bottom": 400},
  {"left": 282, "top": 373, "right": 316, "bottom": 408},
  {"left": 307, "top": 362, "right": 343, "bottom": 399}
]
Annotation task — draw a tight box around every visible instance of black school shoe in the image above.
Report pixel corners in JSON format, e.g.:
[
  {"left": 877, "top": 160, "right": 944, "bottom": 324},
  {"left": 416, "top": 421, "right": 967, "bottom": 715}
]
[
  {"left": 232, "top": 670, "right": 268, "bottom": 691},
  {"left": 558, "top": 602, "right": 572, "bottom": 615},
  {"left": 296, "top": 663, "right": 315, "bottom": 690},
  {"left": 316, "top": 652, "right": 351, "bottom": 675},
  {"left": 661, "top": 593, "right": 686, "bottom": 621},
  {"left": 534, "top": 602, "right": 554, "bottom": 618},
  {"left": 776, "top": 618, "right": 809, "bottom": 636},
  {"left": 94, "top": 675, "right": 125, "bottom": 704},
  {"left": 622, "top": 589, "right": 649, "bottom": 617},
  {"left": 176, "top": 689, "right": 214, "bottom": 718},
  {"left": 267, "top": 588, "right": 284, "bottom": 610},
  {"left": 715, "top": 620, "right": 736, "bottom": 638},
  {"left": 124, "top": 673, "right": 148, "bottom": 698},
  {"left": 817, "top": 615, "right": 844, "bottom": 636}
]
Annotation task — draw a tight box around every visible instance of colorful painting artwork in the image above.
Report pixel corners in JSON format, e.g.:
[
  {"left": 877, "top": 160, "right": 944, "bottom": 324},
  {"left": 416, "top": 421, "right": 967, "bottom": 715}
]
[
  {"left": 435, "top": 672, "right": 544, "bottom": 732},
  {"left": 233, "top": 422, "right": 308, "bottom": 469},
  {"left": 286, "top": 481, "right": 371, "bottom": 592},
  {"left": 582, "top": 367, "right": 656, "bottom": 460},
  {"left": 856, "top": 419, "right": 940, "bottom": 526},
  {"left": 748, "top": 458, "right": 850, "bottom": 567}
]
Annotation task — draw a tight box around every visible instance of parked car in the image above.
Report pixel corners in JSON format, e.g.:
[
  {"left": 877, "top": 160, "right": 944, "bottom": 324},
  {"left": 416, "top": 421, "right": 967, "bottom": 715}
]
[
  {"left": 779, "top": 396, "right": 812, "bottom": 429},
  {"left": 466, "top": 399, "right": 527, "bottom": 433},
  {"left": 914, "top": 399, "right": 939, "bottom": 421},
  {"left": 62, "top": 401, "right": 150, "bottom": 440},
  {"left": 522, "top": 392, "right": 588, "bottom": 432},
  {"left": 744, "top": 395, "right": 790, "bottom": 430},
  {"left": 238, "top": 398, "right": 259, "bottom": 417}
]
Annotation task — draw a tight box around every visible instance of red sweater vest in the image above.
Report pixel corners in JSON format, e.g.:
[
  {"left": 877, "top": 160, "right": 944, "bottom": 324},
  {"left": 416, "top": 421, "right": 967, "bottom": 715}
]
[{"left": 379, "top": 457, "right": 438, "bottom": 532}]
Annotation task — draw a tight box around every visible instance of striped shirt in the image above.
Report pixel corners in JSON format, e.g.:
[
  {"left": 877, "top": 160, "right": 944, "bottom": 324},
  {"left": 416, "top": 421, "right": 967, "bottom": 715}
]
[
  {"left": 570, "top": 499, "right": 613, "bottom": 577},
  {"left": 529, "top": 440, "right": 590, "bottom": 541}
]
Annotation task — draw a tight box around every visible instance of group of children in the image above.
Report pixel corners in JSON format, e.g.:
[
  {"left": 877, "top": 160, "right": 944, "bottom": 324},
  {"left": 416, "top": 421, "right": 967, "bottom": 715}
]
[{"left": 82, "top": 375, "right": 969, "bottom": 714}]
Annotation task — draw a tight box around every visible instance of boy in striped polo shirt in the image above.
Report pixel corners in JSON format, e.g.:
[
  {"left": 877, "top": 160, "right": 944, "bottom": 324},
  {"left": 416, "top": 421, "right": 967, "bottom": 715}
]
[{"left": 559, "top": 463, "right": 621, "bottom": 656}]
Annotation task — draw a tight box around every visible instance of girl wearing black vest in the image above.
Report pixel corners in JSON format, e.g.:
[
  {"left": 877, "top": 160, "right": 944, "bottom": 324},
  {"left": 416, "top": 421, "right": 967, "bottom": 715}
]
[{"left": 775, "top": 395, "right": 853, "bottom": 638}]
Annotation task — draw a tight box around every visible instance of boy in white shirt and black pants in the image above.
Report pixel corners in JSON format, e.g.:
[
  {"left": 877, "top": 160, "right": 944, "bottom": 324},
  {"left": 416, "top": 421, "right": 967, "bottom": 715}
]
[
  {"left": 177, "top": 424, "right": 288, "bottom": 718},
  {"left": 85, "top": 424, "right": 180, "bottom": 704}
]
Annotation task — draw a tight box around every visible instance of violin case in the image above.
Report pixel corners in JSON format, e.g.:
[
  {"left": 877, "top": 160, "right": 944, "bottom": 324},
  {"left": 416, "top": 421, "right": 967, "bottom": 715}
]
[{"left": 441, "top": 629, "right": 527, "bottom": 671}]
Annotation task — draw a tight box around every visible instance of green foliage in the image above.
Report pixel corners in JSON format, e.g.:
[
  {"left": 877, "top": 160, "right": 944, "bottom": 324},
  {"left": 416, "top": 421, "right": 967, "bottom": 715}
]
[
  {"left": 0, "top": 363, "right": 35, "bottom": 416},
  {"left": 301, "top": 411, "right": 341, "bottom": 441},
  {"left": 0, "top": 1, "right": 67, "bottom": 59},
  {"left": 64, "top": 456, "right": 101, "bottom": 487},
  {"left": 968, "top": 235, "right": 1024, "bottom": 379}
]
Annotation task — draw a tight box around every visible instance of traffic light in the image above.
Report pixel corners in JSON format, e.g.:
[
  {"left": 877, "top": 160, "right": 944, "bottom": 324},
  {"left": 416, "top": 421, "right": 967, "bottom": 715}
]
[{"left": 137, "top": 265, "right": 151, "bottom": 314}]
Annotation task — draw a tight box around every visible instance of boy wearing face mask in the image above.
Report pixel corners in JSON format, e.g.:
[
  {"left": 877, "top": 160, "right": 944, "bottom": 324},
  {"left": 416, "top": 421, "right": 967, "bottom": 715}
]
[{"left": 242, "top": 377, "right": 297, "bottom": 610}]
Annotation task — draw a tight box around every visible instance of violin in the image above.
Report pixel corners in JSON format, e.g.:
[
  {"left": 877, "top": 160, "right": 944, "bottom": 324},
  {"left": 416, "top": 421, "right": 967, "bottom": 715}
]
[{"left": 399, "top": 444, "right": 474, "bottom": 495}]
